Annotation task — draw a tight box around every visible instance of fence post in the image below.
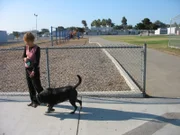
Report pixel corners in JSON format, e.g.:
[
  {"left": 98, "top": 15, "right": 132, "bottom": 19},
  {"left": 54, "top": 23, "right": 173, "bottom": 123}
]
[
  {"left": 51, "top": 26, "right": 53, "bottom": 46},
  {"left": 58, "top": 29, "right": 61, "bottom": 44},
  {"left": 46, "top": 48, "right": 50, "bottom": 88},
  {"left": 143, "top": 43, "right": 147, "bottom": 97},
  {"left": 56, "top": 28, "right": 58, "bottom": 45}
]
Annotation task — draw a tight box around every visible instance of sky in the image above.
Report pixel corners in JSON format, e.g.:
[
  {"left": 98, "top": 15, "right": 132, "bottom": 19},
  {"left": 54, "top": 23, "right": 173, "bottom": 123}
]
[{"left": 0, "top": 0, "right": 180, "bottom": 33}]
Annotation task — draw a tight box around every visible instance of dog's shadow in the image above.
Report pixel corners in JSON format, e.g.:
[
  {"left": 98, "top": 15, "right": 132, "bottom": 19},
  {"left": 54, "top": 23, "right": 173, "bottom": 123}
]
[
  {"left": 45, "top": 104, "right": 180, "bottom": 126},
  {"left": 45, "top": 111, "right": 79, "bottom": 120}
]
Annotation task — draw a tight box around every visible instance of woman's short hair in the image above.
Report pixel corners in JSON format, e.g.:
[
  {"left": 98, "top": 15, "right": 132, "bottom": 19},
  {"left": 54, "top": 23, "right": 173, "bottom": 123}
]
[{"left": 23, "top": 32, "right": 35, "bottom": 42}]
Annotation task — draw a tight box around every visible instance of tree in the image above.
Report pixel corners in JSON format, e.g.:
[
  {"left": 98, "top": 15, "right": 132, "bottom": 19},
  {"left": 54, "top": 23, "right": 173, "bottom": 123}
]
[
  {"left": 142, "top": 18, "right": 152, "bottom": 29},
  {"left": 106, "top": 18, "right": 112, "bottom": 27},
  {"left": 171, "top": 22, "right": 179, "bottom": 27},
  {"left": 101, "top": 19, "right": 107, "bottom": 27},
  {"left": 135, "top": 18, "right": 153, "bottom": 30},
  {"left": 94, "top": 19, "right": 101, "bottom": 27},
  {"left": 134, "top": 23, "right": 145, "bottom": 30},
  {"left": 77, "top": 27, "right": 85, "bottom": 33},
  {"left": 142, "top": 18, "right": 152, "bottom": 25},
  {"left": 121, "top": 16, "right": 127, "bottom": 29},
  {"left": 66, "top": 26, "right": 77, "bottom": 31},
  {"left": 91, "top": 18, "right": 114, "bottom": 27},
  {"left": 57, "top": 26, "right": 64, "bottom": 31},
  {"left": 127, "top": 25, "right": 133, "bottom": 29},
  {"left": 41, "top": 28, "right": 49, "bottom": 34},
  {"left": 91, "top": 20, "right": 97, "bottom": 27},
  {"left": 13, "top": 31, "right": 20, "bottom": 39},
  {"left": 154, "top": 20, "right": 166, "bottom": 28},
  {"left": 113, "top": 25, "right": 119, "bottom": 30},
  {"left": 91, "top": 20, "right": 95, "bottom": 27},
  {"left": 111, "top": 23, "right": 115, "bottom": 27},
  {"left": 150, "top": 23, "right": 159, "bottom": 30},
  {"left": 37, "top": 31, "right": 43, "bottom": 37},
  {"left": 113, "top": 25, "right": 121, "bottom": 30},
  {"left": 113, "top": 25, "right": 123, "bottom": 30},
  {"left": 82, "top": 20, "right": 87, "bottom": 28},
  {"left": 66, "top": 27, "right": 85, "bottom": 32}
]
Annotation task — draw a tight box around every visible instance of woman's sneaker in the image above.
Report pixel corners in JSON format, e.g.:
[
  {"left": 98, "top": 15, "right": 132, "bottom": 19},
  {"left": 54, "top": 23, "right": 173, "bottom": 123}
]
[
  {"left": 32, "top": 102, "right": 38, "bottom": 108},
  {"left": 27, "top": 102, "right": 33, "bottom": 106}
]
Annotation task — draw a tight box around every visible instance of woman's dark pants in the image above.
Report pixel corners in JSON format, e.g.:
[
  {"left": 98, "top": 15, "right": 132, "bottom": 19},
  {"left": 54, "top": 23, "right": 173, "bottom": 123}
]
[{"left": 26, "top": 69, "right": 43, "bottom": 103}]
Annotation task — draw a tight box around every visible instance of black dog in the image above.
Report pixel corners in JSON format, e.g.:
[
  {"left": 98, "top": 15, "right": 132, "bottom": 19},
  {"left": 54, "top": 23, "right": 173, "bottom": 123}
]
[{"left": 37, "top": 75, "right": 82, "bottom": 114}]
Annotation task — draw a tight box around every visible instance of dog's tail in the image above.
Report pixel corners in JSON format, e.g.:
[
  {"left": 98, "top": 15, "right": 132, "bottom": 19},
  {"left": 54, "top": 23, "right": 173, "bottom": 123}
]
[{"left": 73, "top": 75, "right": 82, "bottom": 89}]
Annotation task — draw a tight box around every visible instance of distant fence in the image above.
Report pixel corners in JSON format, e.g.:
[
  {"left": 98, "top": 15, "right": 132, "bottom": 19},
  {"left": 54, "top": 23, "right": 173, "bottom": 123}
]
[
  {"left": 50, "top": 26, "right": 70, "bottom": 46},
  {"left": 168, "top": 14, "right": 180, "bottom": 49},
  {"left": 0, "top": 44, "right": 147, "bottom": 97}
]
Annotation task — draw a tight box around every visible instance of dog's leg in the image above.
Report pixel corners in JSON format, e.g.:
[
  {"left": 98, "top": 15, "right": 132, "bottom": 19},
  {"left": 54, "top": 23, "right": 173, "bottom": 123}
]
[
  {"left": 76, "top": 99, "right": 82, "bottom": 109},
  {"left": 46, "top": 104, "right": 55, "bottom": 113},
  {"left": 69, "top": 100, "right": 77, "bottom": 114}
]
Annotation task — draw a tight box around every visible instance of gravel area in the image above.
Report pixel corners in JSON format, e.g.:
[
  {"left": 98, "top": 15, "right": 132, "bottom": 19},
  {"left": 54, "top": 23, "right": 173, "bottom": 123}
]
[{"left": 0, "top": 39, "right": 129, "bottom": 93}]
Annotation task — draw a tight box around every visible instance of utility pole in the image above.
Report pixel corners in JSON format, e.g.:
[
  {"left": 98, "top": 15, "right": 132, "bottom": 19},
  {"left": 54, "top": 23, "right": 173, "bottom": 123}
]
[{"left": 34, "top": 13, "right": 38, "bottom": 40}]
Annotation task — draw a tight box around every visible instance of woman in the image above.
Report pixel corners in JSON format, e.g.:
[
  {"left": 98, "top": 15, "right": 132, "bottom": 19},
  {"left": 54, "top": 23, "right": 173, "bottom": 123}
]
[{"left": 22, "top": 32, "right": 43, "bottom": 108}]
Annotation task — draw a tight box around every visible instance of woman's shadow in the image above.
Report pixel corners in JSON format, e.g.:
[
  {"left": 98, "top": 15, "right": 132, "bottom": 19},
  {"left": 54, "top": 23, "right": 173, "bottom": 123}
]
[{"left": 45, "top": 104, "right": 180, "bottom": 126}]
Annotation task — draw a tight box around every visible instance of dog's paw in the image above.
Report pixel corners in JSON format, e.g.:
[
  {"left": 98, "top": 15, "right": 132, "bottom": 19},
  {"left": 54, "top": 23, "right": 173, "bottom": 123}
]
[
  {"left": 70, "top": 111, "right": 75, "bottom": 114},
  {"left": 46, "top": 111, "right": 51, "bottom": 113},
  {"left": 50, "top": 108, "right": 55, "bottom": 112}
]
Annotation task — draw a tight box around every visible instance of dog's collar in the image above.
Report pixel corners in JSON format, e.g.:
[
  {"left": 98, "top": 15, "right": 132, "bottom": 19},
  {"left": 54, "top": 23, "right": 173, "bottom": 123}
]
[{"left": 36, "top": 95, "right": 41, "bottom": 104}]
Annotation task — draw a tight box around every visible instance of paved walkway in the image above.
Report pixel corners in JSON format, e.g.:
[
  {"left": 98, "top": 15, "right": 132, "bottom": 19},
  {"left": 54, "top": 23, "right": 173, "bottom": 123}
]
[
  {"left": 0, "top": 96, "right": 180, "bottom": 135},
  {"left": 89, "top": 36, "right": 180, "bottom": 98}
]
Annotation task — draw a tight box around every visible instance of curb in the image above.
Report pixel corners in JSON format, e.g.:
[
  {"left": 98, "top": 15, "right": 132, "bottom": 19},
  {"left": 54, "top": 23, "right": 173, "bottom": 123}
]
[{"left": 0, "top": 91, "right": 142, "bottom": 98}]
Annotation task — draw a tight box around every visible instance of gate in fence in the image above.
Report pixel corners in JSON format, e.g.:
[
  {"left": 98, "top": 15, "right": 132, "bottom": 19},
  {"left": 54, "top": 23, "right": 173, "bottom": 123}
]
[{"left": 168, "top": 14, "right": 180, "bottom": 49}]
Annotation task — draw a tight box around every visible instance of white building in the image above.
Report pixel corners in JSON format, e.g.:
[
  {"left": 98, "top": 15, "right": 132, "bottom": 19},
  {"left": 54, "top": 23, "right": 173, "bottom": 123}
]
[
  {"left": 155, "top": 28, "right": 167, "bottom": 35},
  {"left": 0, "top": 30, "right": 8, "bottom": 43},
  {"left": 91, "top": 26, "right": 113, "bottom": 32},
  {"left": 167, "top": 27, "right": 180, "bottom": 35}
]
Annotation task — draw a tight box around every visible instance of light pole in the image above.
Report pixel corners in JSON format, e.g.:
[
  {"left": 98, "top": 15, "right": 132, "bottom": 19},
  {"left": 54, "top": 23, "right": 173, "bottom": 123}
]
[{"left": 34, "top": 13, "right": 38, "bottom": 40}]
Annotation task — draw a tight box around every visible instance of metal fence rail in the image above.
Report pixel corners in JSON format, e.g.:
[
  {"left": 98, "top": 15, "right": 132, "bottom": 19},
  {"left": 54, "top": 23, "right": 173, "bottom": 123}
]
[{"left": 0, "top": 44, "right": 146, "bottom": 97}]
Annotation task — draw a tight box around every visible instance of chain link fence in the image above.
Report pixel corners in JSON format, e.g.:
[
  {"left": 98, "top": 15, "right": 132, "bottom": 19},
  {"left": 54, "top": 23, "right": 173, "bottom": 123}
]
[
  {"left": 168, "top": 14, "right": 180, "bottom": 49},
  {"left": 0, "top": 48, "right": 47, "bottom": 95},
  {"left": 0, "top": 44, "right": 146, "bottom": 97}
]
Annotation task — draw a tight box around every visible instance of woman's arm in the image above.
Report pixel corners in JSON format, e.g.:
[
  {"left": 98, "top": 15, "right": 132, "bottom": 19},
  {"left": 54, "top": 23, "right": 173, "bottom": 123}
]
[
  {"left": 32, "top": 47, "right": 40, "bottom": 72},
  {"left": 22, "top": 46, "right": 27, "bottom": 62}
]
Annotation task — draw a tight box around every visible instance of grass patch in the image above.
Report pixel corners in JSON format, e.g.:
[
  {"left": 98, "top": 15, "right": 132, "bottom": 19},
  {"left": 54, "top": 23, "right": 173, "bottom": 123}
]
[{"left": 102, "top": 35, "right": 180, "bottom": 56}]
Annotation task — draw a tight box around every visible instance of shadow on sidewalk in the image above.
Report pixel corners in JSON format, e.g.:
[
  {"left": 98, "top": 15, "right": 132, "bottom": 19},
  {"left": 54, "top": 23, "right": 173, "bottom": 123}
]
[{"left": 46, "top": 104, "right": 180, "bottom": 126}]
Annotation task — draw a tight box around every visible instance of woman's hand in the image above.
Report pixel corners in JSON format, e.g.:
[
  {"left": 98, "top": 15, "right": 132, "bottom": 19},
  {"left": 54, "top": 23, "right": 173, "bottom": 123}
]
[
  {"left": 24, "top": 57, "right": 28, "bottom": 62},
  {"left": 30, "top": 71, "right": 35, "bottom": 78}
]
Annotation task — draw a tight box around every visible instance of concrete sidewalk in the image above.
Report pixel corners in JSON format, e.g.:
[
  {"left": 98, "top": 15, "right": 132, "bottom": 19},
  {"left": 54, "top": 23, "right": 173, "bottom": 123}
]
[
  {"left": 0, "top": 96, "right": 80, "bottom": 135},
  {"left": 0, "top": 96, "right": 180, "bottom": 135},
  {"left": 89, "top": 36, "right": 180, "bottom": 98}
]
